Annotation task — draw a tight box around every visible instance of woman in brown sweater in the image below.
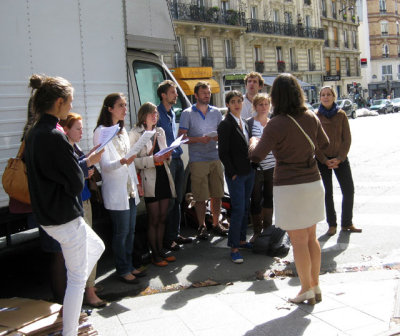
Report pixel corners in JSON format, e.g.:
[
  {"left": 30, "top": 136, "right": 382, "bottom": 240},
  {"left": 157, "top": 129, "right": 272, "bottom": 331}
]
[
  {"left": 316, "top": 86, "right": 362, "bottom": 236},
  {"left": 249, "top": 74, "right": 329, "bottom": 305}
]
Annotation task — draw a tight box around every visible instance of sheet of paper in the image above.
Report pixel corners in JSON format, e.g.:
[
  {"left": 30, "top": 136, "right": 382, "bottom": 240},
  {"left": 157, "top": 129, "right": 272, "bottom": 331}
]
[
  {"left": 125, "top": 130, "right": 156, "bottom": 158},
  {"left": 203, "top": 131, "right": 218, "bottom": 138},
  {"left": 96, "top": 124, "right": 120, "bottom": 153},
  {"left": 154, "top": 135, "right": 188, "bottom": 157}
]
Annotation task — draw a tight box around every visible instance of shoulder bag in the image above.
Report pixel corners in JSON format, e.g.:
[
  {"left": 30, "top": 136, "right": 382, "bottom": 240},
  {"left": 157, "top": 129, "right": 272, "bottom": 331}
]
[{"left": 2, "top": 141, "right": 31, "bottom": 204}]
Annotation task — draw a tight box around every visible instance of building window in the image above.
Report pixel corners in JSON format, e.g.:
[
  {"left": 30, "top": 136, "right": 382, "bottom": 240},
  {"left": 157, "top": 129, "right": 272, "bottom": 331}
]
[
  {"left": 276, "top": 46, "right": 283, "bottom": 61},
  {"left": 352, "top": 30, "right": 357, "bottom": 48},
  {"left": 221, "top": 0, "right": 229, "bottom": 13},
  {"left": 398, "top": 64, "right": 400, "bottom": 79},
  {"left": 308, "top": 49, "right": 315, "bottom": 70},
  {"left": 382, "top": 44, "right": 389, "bottom": 57},
  {"left": 398, "top": 45, "right": 400, "bottom": 57},
  {"left": 332, "top": 1, "right": 337, "bottom": 19},
  {"left": 224, "top": 39, "right": 232, "bottom": 59},
  {"left": 346, "top": 58, "right": 350, "bottom": 76},
  {"left": 382, "top": 65, "right": 392, "bottom": 80},
  {"left": 284, "top": 12, "right": 292, "bottom": 24},
  {"left": 397, "top": 21, "right": 399, "bottom": 35},
  {"left": 344, "top": 30, "right": 348, "bottom": 48},
  {"left": 336, "top": 57, "right": 341, "bottom": 75},
  {"left": 273, "top": 9, "right": 280, "bottom": 22},
  {"left": 251, "top": 6, "right": 257, "bottom": 19},
  {"left": 200, "top": 37, "right": 209, "bottom": 57},
  {"left": 322, "top": 0, "right": 327, "bottom": 17},
  {"left": 333, "top": 27, "right": 338, "bottom": 47},
  {"left": 305, "top": 15, "right": 311, "bottom": 28},
  {"left": 379, "top": 0, "right": 386, "bottom": 12},
  {"left": 381, "top": 21, "right": 388, "bottom": 35},
  {"left": 254, "top": 45, "right": 261, "bottom": 61},
  {"left": 197, "top": 0, "right": 205, "bottom": 7},
  {"left": 325, "top": 57, "right": 331, "bottom": 75}
]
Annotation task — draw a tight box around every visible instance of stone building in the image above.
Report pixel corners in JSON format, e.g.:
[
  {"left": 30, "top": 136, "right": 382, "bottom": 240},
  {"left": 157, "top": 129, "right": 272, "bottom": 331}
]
[
  {"left": 366, "top": 0, "right": 400, "bottom": 98},
  {"left": 165, "top": 0, "right": 325, "bottom": 106},
  {"left": 320, "top": 0, "right": 361, "bottom": 100}
]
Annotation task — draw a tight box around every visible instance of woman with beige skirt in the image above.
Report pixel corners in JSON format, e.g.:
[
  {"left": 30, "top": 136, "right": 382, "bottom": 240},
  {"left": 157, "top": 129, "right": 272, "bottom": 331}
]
[{"left": 249, "top": 74, "right": 329, "bottom": 305}]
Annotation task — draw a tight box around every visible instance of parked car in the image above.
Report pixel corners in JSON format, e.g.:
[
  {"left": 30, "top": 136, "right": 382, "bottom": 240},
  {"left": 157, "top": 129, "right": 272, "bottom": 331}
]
[
  {"left": 336, "top": 99, "right": 357, "bottom": 119},
  {"left": 390, "top": 98, "right": 400, "bottom": 112},
  {"left": 370, "top": 99, "right": 394, "bottom": 114}
]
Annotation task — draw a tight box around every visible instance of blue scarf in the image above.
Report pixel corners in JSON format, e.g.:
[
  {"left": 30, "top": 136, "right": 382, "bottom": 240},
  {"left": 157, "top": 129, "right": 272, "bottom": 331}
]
[{"left": 318, "top": 102, "right": 339, "bottom": 118}]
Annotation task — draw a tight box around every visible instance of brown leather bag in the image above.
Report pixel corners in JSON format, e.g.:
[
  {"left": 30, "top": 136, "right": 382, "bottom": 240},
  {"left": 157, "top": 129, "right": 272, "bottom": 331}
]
[{"left": 2, "top": 141, "right": 31, "bottom": 204}]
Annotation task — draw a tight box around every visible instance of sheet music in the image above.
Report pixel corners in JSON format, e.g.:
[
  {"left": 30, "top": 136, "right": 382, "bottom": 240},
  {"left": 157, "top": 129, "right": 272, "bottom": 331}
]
[
  {"left": 203, "top": 131, "right": 218, "bottom": 138},
  {"left": 125, "top": 130, "right": 156, "bottom": 158},
  {"left": 154, "top": 134, "right": 188, "bottom": 157},
  {"left": 96, "top": 124, "right": 120, "bottom": 153}
]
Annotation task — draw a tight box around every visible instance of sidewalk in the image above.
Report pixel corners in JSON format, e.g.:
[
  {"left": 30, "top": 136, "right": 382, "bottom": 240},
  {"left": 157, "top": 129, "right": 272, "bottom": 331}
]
[
  {"left": 90, "top": 269, "right": 400, "bottom": 336},
  {"left": 85, "top": 222, "right": 400, "bottom": 336}
]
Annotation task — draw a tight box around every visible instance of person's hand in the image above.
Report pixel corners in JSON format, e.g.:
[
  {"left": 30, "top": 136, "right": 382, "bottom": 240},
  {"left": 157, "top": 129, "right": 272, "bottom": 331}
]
[
  {"left": 87, "top": 168, "right": 94, "bottom": 179},
  {"left": 198, "top": 136, "right": 211, "bottom": 144},
  {"left": 120, "top": 155, "right": 136, "bottom": 166},
  {"left": 326, "top": 158, "right": 340, "bottom": 169},
  {"left": 87, "top": 144, "right": 101, "bottom": 157},
  {"left": 87, "top": 148, "right": 104, "bottom": 166},
  {"left": 137, "top": 183, "right": 144, "bottom": 197},
  {"left": 249, "top": 136, "right": 260, "bottom": 148},
  {"left": 154, "top": 152, "right": 170, "bottom": 163}
]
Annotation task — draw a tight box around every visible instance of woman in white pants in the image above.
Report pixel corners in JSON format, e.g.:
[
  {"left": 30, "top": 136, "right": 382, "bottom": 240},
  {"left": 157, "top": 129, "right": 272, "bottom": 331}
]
[{"left": 25, "top": 75, "right": 105, "bottom": 336}]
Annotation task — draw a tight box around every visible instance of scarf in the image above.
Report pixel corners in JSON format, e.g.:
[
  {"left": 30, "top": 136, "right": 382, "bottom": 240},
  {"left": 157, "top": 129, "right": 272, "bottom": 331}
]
[{"left": 318, "top": 102, "right": 339, "bottom": 119}]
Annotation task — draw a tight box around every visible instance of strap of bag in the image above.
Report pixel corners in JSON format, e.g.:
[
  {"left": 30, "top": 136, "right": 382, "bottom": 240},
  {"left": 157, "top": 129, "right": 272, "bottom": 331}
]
[
  {"left": 16, "top": 141, "right": 26, "bottom": 159},
  {"left": 287, "top": 115, "right": 315, "bottom": 151}
]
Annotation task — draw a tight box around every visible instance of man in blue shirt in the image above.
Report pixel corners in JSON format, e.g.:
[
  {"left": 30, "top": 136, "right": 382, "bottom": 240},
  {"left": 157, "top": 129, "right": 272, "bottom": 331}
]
[
  {"left": 157, "top": 80, "right": 193, "bottom": 251},
  {"left": 178, "top": 81, "right": 227, "bottom": 239}
]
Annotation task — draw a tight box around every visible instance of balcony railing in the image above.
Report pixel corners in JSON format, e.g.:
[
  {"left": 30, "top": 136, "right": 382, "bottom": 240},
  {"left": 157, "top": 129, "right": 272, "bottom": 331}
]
[
  {"left": 382, "top": 31, "right": 388, "bottom": 36},
  {"left": 309, "top": 63, "right": 316, "bottom": 71},
  {"left": 201, "top": 56, "right": 214, "bottom": 67},
  {"left": 277, "top": 61, "right": 286, "bottom": 72},
  {"left": 336, "top": 70, "right": 341, "bottom": 76},
  {"left": 380, "top": 9, "right": 387, "bottom": 14},
  {"left": 225, "top": 57, "right": 236, "bottom": 69},
  {"left": 290, "top": 63, "right": 298, "bottom": 71},
  {"left": 255, "top": 61, "right": 265, "bottom": 73},
  {"left": 168, "top": 1, "right": 246, "bottom": 27},
  {"left": 174, "top": 54, "right": 188, "bottom": 67},
  {"left": 246, "top": 19, "right": 324, "bottom": 39},
  {"left": 382, "top": 53, "right": 389, "bottom": 58},
  {"left": 326, "top": 70, "right": 331, "bottom": 76}
]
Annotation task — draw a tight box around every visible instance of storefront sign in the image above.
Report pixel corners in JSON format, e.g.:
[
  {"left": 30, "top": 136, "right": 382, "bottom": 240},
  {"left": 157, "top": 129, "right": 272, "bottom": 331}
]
[{"left": 323, "top": 75, "right": 341, "bottom": 81}]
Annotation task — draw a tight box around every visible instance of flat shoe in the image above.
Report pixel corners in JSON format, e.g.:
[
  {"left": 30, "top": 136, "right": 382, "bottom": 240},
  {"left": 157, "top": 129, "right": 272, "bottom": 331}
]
[
  {"left": 152, "top": 260, "right": 168, "bottom": 267},
  {"left": 175, "top": 235, "right": 193, "bottom": 244},
  {"left": 341, "top": 225, "right": 362, "bottom": 233},
  {"left": 83, "top": 299, "right": 107, "bottom": 308},
  {"left": 326, "top": 227, "right": 337, "bottom": 236},
  {"left": 132, "top": 270, "right": 147, "bottom": 278},
  {"left": 119, "top": 276, "right": 139, "bottom": 284}
]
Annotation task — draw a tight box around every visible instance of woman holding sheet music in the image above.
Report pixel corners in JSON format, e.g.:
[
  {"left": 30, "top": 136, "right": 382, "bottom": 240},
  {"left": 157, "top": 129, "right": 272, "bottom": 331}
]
[
  {"left": 129, "top": 102, "right": 176, "bottom": 267},
  {"left": 94, "top": 93, "right": 146, "bottom": 284}
]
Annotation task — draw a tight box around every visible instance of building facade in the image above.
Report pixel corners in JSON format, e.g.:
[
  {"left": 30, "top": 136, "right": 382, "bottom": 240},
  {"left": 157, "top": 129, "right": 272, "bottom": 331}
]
[
  {"left": 166, "top": 0, "right": 325, "bottom": 106},
  {"left": 367, "top": 0, "right": 400, "bottom": 99},
  {"left": 320, "top": 0, "right": 361, "bottom": 100}
]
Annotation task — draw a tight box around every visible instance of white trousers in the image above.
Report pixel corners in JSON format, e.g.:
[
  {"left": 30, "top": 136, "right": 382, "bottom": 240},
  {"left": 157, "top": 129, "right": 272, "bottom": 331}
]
[{"left": 42, "top": 216, "right": 105, "bottom": 336}]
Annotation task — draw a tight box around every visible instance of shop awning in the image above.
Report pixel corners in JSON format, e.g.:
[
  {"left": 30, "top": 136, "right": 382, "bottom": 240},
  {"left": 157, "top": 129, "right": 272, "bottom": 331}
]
[
  {"left": 262, "top": 76, "right": 314, "bottom": 89},
  {"left": 176, "top": 78, "right": 220, "bottom": 96}
]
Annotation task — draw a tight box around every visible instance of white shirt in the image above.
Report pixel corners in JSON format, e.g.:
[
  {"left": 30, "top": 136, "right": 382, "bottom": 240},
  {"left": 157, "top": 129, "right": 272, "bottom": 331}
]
[
  {"left": 241, "top": 94, "right": 254, "bottom": 120},
  {"left": 230, "top": 112, "right": 249, "bottom": 144}
]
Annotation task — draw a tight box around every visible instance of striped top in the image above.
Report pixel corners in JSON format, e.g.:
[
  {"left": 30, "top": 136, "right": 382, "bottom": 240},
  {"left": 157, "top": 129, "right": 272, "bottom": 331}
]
[{"left": 252, "top": 119, "right": 276, "bottom": 170}]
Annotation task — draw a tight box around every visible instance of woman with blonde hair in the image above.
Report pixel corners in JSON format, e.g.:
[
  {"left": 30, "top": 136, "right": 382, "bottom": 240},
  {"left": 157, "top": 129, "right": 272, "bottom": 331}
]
[
  {"left": 249, "top": 74, "right": 329, "bottom": 304},
  {"left": 129, "top": 102, "right": 176, "bottom": 266},
  {"left": 316, "top": 86, "right": 361, "bottom": 236}
]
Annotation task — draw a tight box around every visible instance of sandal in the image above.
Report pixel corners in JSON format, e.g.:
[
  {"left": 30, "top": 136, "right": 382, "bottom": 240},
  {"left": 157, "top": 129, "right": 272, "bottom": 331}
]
[{"left": 341, "top": 225, "right": 362, "bottom": 233}]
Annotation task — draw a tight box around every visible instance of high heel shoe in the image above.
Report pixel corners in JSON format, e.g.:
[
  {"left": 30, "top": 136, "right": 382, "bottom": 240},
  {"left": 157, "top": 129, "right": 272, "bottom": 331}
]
[
  {"left": 289, "top": 289, "right": 316, "bottom": 305},
  {"left": 313, "top": 285, "right": 322, "bottom": 302}
]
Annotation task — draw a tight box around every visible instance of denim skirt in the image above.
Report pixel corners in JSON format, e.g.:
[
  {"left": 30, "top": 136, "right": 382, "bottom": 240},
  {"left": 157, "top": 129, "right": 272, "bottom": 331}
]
[{"left": 273, "top": 179, "right": 325, "bottom": 230}]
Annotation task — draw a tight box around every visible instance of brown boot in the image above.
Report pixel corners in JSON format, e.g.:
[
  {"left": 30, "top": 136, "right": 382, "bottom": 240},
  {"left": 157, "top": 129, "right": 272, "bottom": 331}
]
[
  {"left": 249, "top": 214, "right": 263, "bottom": 243},
  {"left": 262, "top": 208, "right": 273, "bottom": 229}
]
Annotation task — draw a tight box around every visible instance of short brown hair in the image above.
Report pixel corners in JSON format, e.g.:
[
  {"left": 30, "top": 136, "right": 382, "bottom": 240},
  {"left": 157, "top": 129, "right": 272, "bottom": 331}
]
[
  {"left": 137, "top": 102, "right": 158, "bottom": 128},
  {"left": 252, "top": 93, "right": 270, "bottom": 110},
  {"left": 59, "top": 112, "right": 82, "bottom": 130},
  {"left": 244, "top": 72, "right": 264, "bottom": 87},
  {"left": 194, "top": 81, "right": 210, "bottom": 95},
  {"left": 157, "top": 80, "right": 177, "bottom": 100}
]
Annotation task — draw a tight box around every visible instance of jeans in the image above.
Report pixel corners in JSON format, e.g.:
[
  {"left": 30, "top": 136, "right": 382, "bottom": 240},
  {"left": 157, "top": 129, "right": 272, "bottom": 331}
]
[
  {"left": 226, "top": 171, "right": 255, "bottom": 248},
  {"left": 108, "top": 198, "right": 137, "bottom": 276},
  {"left": 42, "top": 217, "right": 104, "bottom": 336},
  {"left": 318, "top": 158, "right": 354, "bottom": 227},
  {"left": 164, "top": 157, "right": 184, "bottom": 244}
]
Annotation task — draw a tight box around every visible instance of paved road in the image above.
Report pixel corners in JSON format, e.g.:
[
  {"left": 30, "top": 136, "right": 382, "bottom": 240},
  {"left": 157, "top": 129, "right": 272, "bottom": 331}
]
[{"left": 1, "top": 113, "right": 399, "bottom": 303}]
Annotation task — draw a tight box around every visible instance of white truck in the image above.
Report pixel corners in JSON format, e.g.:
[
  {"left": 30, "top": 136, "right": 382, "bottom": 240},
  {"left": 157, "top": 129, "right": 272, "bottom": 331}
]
[{"left": 0, "top": 0, "right": 190, "bottom": 245}]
